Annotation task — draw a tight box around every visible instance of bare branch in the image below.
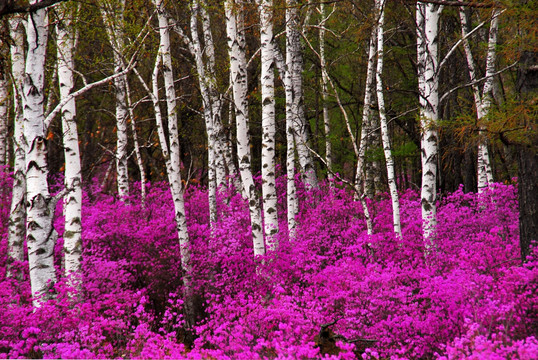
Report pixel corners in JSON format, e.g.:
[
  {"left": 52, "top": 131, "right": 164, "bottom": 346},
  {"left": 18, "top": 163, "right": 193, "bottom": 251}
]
[
  {"left": 0, "top": 0, "right": 68, "bottom": 17},
  {"left": 406, "top": 0, "right": 501, "bottom": 8},
  {"left": 44, "top": 58, "right": 138, "bottom": 130},
  {"left": 440, "top": 62, "right": 517, "bottom": 103}
]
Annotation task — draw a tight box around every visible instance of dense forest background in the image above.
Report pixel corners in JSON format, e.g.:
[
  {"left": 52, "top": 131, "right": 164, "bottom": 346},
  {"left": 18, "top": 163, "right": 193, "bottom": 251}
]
[{"left": 1, "top": 0, "right": 536, "bottom": 193}]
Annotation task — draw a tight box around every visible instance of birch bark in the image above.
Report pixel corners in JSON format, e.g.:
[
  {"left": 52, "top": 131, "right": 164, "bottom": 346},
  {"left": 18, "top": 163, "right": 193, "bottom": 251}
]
[
  {"left": 133, "top": 49, "right": 194, "bottom": 328},
  {"left": 101, "top": 0, "right": 129, "bottom": 201},
  {"left": 201, "top": 1, "right": 228, "bottom": 189},
  {"left": 416, "top": 1, "right": 441, "bottom": 242},
  {"left": 155, "top": 7, "right": 195, "bottom": 321},
  {"left": 286, "top": 0, "right": 318, "bottom": 189},
  {"left": 7, "top": 15, "right": 26, "bottom": 277},
  {"left": 57, "top": 5, "right": 82, "bottom": 276},
  {"left": 125, "top": 82, "right": 146, "bottom": 203},
  {"left": 225, "top": 0, "right": 265, "bottom": 256},
  {"left": 258, "top": 0, "right": 279, "bottom": 247},
  {"left": 356, "top": 24, "right": 376, "bottom": 198},
  {"left": 0, "top": 82, "right": 6, "bottom": 167},
  {"left": 355, "top": 24, "right": 378, "bottom": 236},
  {"left": 23, "top": 5, "right": 58, "bottom": 305},
  {"left": 375, "top": 0, "right": 402, "bottom": 237},
  {"left": 160, "top": 3, "right": 222, "bottom": 223},
  {"left": 0, "top": 26, "right": 7, "bottom": 166},
  {"left": 459, "top": 7, "right": 500, "bottom": 192},
  {"left": 189, "top": 0, "right": 218, "bottom": 224},
  {"left": 319, "top": 1, "right": 332, "bottom": 183},
  {"left": 285, "top": 2, "right": 298, "bottom": 236}
]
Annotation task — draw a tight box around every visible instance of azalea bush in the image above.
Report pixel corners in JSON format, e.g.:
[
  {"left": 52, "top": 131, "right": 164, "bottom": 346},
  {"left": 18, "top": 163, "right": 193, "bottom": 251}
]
[{"left": 0, "top": 168, "right": 537, "bottom": 359}]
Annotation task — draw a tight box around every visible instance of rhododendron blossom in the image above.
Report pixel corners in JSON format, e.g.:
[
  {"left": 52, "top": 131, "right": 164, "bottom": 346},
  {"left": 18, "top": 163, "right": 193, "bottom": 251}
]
[{"left": 0, "top": 169, "right": 536, "bottom": 359}]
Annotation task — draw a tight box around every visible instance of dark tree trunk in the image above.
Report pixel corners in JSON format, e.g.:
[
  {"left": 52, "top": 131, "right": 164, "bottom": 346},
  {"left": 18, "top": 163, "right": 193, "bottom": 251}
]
[
  {"left": 518, "top": 144, "right": 538, "bottom": 262},
  {"left": 463, "top": 148, "right": 476, "bottom": 193},
  {"left": 517, "top": 51, "right": 538, "bottom": 262}
]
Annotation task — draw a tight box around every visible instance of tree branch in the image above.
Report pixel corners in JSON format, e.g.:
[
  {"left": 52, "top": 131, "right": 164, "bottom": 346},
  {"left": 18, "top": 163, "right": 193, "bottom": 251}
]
[
  {"left": 440, "top": 61, "right": 517, "bottom": 103},
  {"left": 406, "top": 0, "right": 501, "bottom": 8},
  {"left": 0, "top": 0, "right": 68, "bottom": 16},
  {"left": 44, "top": 58, "right": 138, "bottom": 130}
]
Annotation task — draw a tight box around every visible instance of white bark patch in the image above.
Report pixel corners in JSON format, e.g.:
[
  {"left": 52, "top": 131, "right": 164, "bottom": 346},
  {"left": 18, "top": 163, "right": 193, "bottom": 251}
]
[
  {"left": 319, "top": 1, "right": 332, "bottom": 184},
  {"left": 375, "top": 0, "right": 402, "bottom": 237},
  {"left": 7, "top": 16, "right": 26, "bottom": 278},
  {"left": 57, "top": 5, "right": 82, "bottom": 278},
  {"left": 416, "top": 2, "right": 441, "bottom": 243},
  {"left": 125, "top": 81, "right": 147, "bottom": 204},
  {"left": 286, "top": 0, "right": 318, "bottom": 189},
  {"left": 355, "top": 24, "right": 378, "bottom": 235},
  {"left": 101, "top": 0, "right": 130, "bottom": 201},
  {"left": 0, "top": 78, "right": 7, "bottom": 167},
  {"left": 258, "top": 0, "right": 279, "bottom": 248},
  {"left": 226, "top": 0, "right": 265, "bottom": 256},
  {"left": 459, "top": 8, "right": 500, "bottom": 192},
  {"left": 23, "top": 5, "right": 58, "bottom": 305}
]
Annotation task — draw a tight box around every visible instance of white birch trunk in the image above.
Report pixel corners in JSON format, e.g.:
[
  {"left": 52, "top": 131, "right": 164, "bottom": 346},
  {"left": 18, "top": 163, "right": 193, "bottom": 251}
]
[
  {"left": 0, "top": 66, "right": 7, "bottom": 167},
  {"left": 57, "top": 6, "right": 82, "bottom": 276},
  {"left": 101, "top": 0, "right": 129, "bottom": 201},
  {"left": 161, "top": 5, "right": 222, "bottom": 223},
  {"left": 125, "top": 81, "right": 147, "bottom": 203},
  {"left": 113, "top": 63, "right": 129, "bottom": 200},
  {"left": 459, "top": 7, "right": 499, "bottom": 192},
  {"left": 258, "top": 0, "right": 279, "bottom": 248},
  {"left": 152, "top": 2, "right": 195, "bottom": 324},
  {"left": 225, "top": 0, "right": 265, "bottom": 256},
  {"left": 224, "top": 93, "right": 240, "bottom": 190},
  {"left": 285, "top": 2, "right": 299, "bottom": 237},
  {"left": 134, "top": 48, "right": 194, "bottom": 327},
  {"left": 23, "top": 5, "right": 58, "bottom": 305},
  {"left": 416, "top": 2, "right": 441, "bottom": 242},
  {"left": 7, "top": 16, "right": 26, "bottom": 276},
  {"left": 189, "top": 0, "right": 222, "bottom": 224},
  {"left": 286, "top": 0, "right": 318, "bottom": 189},
  {"left": 355, "top": 25, "right": 378, "bottom": 236},
  {"left": 357, "top": 27, "right": 376, "bottom": 198},
  {"left": 359, "top": 29, "right": 377, "bottom": 199},
  {"left": 200, "top": 0, "right": 228, "bottom": 190},
  {"left": 375, "top": 0, "right": 402, "bottom": 237},
  {"left": 319, "top": 1, "right": 332, "bottom": 184}
]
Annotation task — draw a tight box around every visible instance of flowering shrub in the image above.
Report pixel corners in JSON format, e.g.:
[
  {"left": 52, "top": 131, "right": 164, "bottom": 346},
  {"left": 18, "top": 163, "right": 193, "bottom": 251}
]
[
  {"left": 0, "top": 168, "right": 536, "bottom": 359},
  {"left": 438, "top": 320, "right": 538, "bottom": 360}
]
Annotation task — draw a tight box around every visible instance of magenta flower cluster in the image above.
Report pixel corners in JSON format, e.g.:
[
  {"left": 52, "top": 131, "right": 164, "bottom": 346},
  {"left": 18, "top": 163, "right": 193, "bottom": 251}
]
[{"left": 0, "top": 168, "right": 536, "bottom": 359}]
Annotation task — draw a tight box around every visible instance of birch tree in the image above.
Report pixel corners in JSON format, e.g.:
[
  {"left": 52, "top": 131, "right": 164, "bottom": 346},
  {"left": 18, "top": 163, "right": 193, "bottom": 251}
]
[
  {"left": 258, "top": 0, "right": 279, "bottom": 247},
  {"left": 22, "top": 4, "right": 59, "bottom": 305},
  {"left": 200, "top": 0, "right": 229, "bottom": 189},
  {"left": 459, "top": 7, "right": 501, "bottom": 192},
  {"left": 354, "top": 18, "right": 378, "bottom": 236},
  {"left": 7, "top": 15, "right": 26, "bottom": 277},
  {"left": 139, "top": 55, "right": 195, "bottom": 328},
  {"left": 190, "top": 0, "right": 220, "bottom": 224},
  {"left": 0, "top": 85, "right": 5, "bottom": 166},
  {"left": 129, "top": 0, "right": 195, "bottom": 326},
  {"left": 225, "top": 0, "right": 265, "bottom": 255},
  {"left": 374, "top": 0, "right": 402, "bottom": 236},
  {"left": 0, "top": 25, "right": 7, "bottom": 167},
  {"left": 319, "top": 1, "right": 332, "bottom": 183},
  {"left": 416, "top": 1, "right": 442, "bottom": 242},
  {"left": 57, "top": 4, "right": 82, "bottom": 276},
  {"left": 125, "top": 82, "right": 147, "bottom": 204},
  {"left": 286, "top": 0, "right": 318, "bottom": 189},
  {"left": 101, "top": 0, "right": 130, "bottom": 201},
  {"left": 164, "top": 0, "right": 232, "bottom": 225},
  {"left": 284, "top": 2, "right": 299, "bottom": 235}
]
